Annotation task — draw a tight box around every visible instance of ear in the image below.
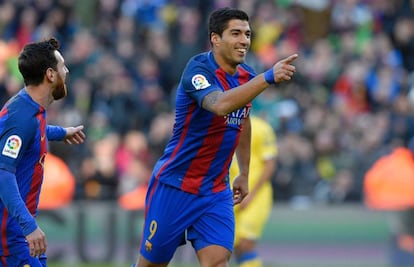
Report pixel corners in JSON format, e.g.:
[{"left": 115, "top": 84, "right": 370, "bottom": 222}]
[
  {"left": 46, "top": 68, "right": 55, "bottom": 82},
  {"left": 211, "top": 32, "right": 220, "bottom": 47}
]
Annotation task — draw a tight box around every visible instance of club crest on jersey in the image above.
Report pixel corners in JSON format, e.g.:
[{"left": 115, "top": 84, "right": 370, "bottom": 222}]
[
  {"left": 2, "top": 135, "right": 22, "bottom": 159},
  {"left": 145, "top": 240, "right": 153, "bottom": 252},
  {"left": 191, "top": 74, "right": 211, "bottom": 90}
]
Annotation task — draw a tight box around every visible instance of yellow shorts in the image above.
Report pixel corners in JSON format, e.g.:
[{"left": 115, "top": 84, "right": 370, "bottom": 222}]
[{"left": 234, "top": 186, "right": 272, "bottom": 245}]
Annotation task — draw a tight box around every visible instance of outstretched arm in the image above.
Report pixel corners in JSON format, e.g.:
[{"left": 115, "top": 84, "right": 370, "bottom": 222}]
[
  {"left": 63, "top": 125, "right": 86, "bottom": 144},
  {"left": 47, "top": 125, "right": 85, "bottom": 144},
  {"left": 202, "top": 54, "right": 298, "bottom": 115}
]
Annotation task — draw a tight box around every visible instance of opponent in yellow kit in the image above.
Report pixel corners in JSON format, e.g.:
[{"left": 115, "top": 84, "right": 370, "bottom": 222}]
[{"left": 230, "top": 116, "right": 278, "bottom": 267}]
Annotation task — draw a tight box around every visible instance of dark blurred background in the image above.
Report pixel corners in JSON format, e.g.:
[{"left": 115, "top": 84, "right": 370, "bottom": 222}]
[
  {"left": 1, "top": 0, "right": 413, "bottom": 204},
  {"left": 2, "top": 0, "right": 414, "bottom": 266}
]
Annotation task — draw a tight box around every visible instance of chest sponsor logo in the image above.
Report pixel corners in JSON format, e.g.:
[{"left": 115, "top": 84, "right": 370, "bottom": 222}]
[
  {"left": 2, "top": 135, "right": 22, "bottom": 159},
  {"left": 224, "top": 106, "right": 251, "bottom": 126},
  {"left": 191, "top": 74, "right": 211, "bottom": 90}
]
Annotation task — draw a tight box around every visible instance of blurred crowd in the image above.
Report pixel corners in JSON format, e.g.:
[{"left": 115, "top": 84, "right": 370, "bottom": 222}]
[{"left": 1, "top": 0, "right": 414, "bottom": 207}]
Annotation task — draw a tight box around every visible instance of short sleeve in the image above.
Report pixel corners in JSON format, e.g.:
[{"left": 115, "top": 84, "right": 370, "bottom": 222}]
[
  {"left": 0, "top": 117, "right": 36, "bottom": 172},
  {"left": 181, "top": 62, "right": 222, "bottom": 107}
]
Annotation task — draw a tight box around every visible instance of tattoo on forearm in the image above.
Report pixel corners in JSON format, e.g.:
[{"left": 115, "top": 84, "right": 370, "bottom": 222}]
[{"left": 202, "top": 91, "right": 220, "bottom": 110}]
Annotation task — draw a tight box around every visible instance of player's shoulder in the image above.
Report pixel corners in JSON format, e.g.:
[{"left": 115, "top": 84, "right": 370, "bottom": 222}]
[
  {"left": 190, "top": 52, "right": 210, "bottom": 64},
  {"left": 4, "top": 93, "right": 39, "bottom": 123},
  {"left": 180, "top": 52, "right": 216, "bottom": 87},
  {"left": 185, "top": 52, "right": 213, "bottom": 71}
]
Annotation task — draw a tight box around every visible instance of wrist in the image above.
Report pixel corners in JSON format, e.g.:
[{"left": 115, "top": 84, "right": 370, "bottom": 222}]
[
  {"left": 239, "top": 172, "right": 249, "bottom": 178},
  {"left": 264, "top": 68, "right": 275, "bottom": 84},
  {"left": 22, "top": 219, "right": 38, "bottom": 236}
]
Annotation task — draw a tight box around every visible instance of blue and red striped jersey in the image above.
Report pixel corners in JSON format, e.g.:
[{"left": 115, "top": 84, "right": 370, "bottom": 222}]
[
  {"left": 0, "top": 89, "right": 47, "bottom": 256},
  {"left": 153, "top": 51, "right": 255, "bottom": 195}
]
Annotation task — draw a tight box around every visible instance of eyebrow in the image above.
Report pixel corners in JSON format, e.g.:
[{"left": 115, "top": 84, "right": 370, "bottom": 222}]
[{"left": 230, "top": 29, "right": 251, "bottom": 34}]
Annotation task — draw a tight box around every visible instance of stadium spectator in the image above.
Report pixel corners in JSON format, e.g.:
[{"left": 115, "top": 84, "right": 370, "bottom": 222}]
[{"left": 78, "top": 133, "right": 119, "bottom": 200}]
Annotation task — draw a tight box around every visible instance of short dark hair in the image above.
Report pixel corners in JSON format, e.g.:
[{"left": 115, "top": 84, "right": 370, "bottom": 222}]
[
  {"left": 208, "top": 7, "right": 249, "bottom": 39},
  {"left": 18, "top": 37, "right": 60, "bottom": 86}
]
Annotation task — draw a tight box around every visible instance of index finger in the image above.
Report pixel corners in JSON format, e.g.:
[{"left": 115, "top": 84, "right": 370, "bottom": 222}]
[{"left": 281, "top": 53, "right": 299, "bottom": 64}]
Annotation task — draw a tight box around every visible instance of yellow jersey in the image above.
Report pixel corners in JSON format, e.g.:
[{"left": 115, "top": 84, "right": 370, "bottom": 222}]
[{"left": 229, "top": 116, "right": 277, "bottom": 193}]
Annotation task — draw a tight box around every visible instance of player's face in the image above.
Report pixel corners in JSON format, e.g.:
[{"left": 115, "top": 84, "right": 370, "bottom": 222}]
[
  {"left": 51, "top": 51, "right": 68, "bottom": 101},
  {"left": 214, "top": 19, "right": 251, "bottom": 70}
]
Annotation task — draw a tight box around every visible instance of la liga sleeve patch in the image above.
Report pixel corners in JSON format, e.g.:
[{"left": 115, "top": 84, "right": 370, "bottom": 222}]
[
  {"left": 2, "top": 135, "right": 22, "bottom": 159},
  {"left": 191, "top": 74, "right": 211, "bottom": 90}
]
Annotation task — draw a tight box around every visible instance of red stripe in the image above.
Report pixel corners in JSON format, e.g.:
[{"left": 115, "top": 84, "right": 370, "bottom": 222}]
[
  {"left": 212, "top": 132, "right": 241, "bottom": 193},
  {"left": 237, "top": 67, "right": 253, "bottom": 110},
  {"left": 237, "top": 66, "right": 250, "bottom": 85},
  {"left": 181, "top": 115, "right": 226, "bottom": 194},
  {"left": 211, "top": 67, "right": 250, "bottom": 192},
  {"left": 214, "top": 68, "right": 236, "bottom": 191},
  {"left": 154, "top": 103, "right": 196, "bottom": 183},
  {"left": 144, "top": 179, "right": 158, "bottom": 220},
  {"left": 1, "top": 210, "right": 8, "bottom": 256},
  {"left": 0, "top": 256, "right": 7, "bottom": 266},
  {"left": 180, "top": 69, "right": 231, "bottom": 194},
  {"left": 0, "top": 108, "right": 8, "bottom": 118},
  {"left": 27, "top": 112, "right": 47, "bottom": 213},
  {"left": 216, "top": 69, "right": 230, "bottom": 91}
]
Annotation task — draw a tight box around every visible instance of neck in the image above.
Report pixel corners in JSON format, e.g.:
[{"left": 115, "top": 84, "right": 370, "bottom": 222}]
[
  {"left": 212, "top": 51, "right": 238, "bottom": 75},
  {"left": 25, "top": 85, "right": 51, "bottom": 108}
]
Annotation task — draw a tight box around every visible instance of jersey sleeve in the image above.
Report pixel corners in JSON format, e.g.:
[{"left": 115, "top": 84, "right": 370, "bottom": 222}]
[
  {"left": 0, "top": 169, "right": 38, "bottom": 236},
  {"left": 0, "top": 116, "right": 36, "bottom": 173},
  {"left": 46, "top": 125, "right": 66, "bottom": 141},
  {"left": 181, "top": 62, "right": 222, "bottom": 107}
]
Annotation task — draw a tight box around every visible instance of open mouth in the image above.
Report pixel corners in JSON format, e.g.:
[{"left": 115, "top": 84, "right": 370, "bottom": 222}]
[{"left": 236, "top": 48, "right": 247, "bottom": 56}]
